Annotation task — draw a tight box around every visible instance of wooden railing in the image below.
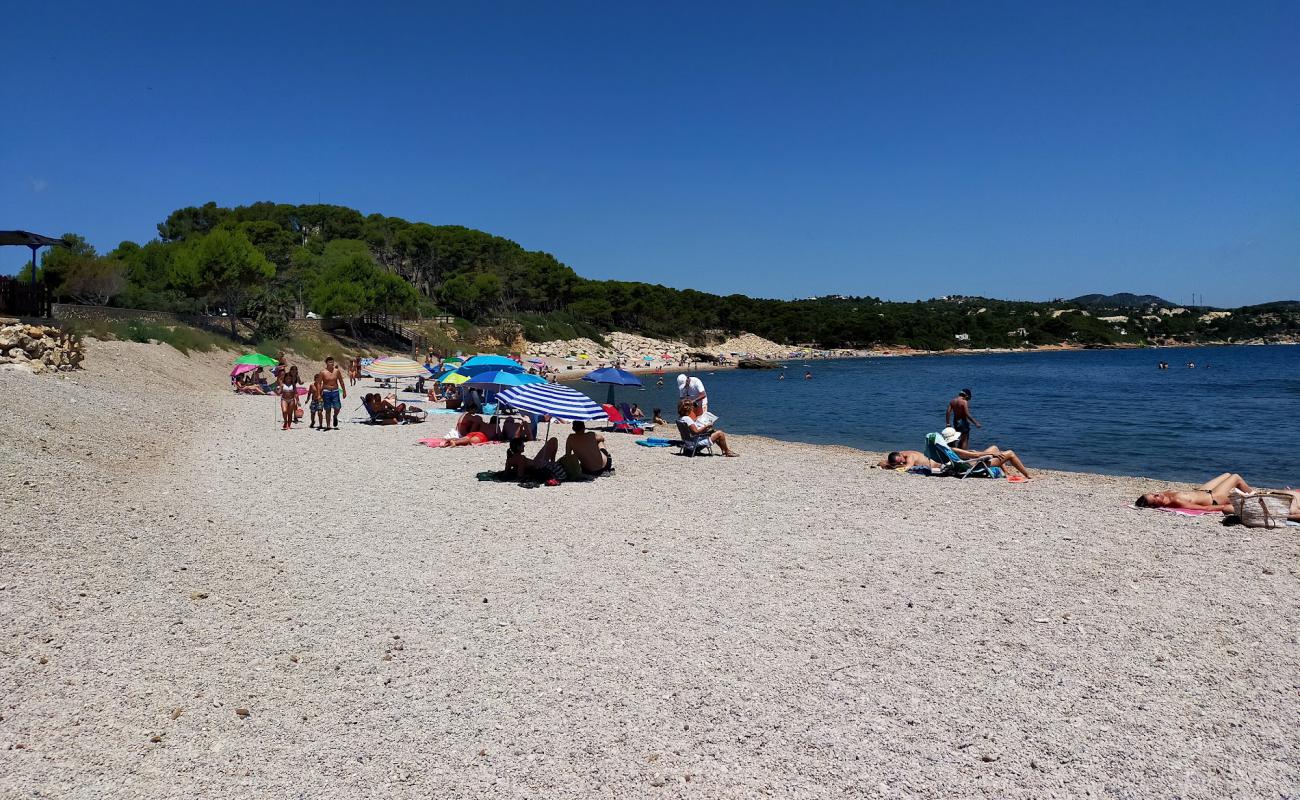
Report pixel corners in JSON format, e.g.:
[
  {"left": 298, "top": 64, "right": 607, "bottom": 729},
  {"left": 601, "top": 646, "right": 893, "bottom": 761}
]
[
  {"left": 0, "top": 278, "right": 52, "bottom": 318},
  {"left": 359, "top": 313, "right": 427, "bottom": 355}
]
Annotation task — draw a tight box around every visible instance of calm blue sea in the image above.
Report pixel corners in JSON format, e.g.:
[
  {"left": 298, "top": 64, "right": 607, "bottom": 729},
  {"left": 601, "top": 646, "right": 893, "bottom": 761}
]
[{"left": 571, "top": 345, "right": 1300, "bottom": 487}]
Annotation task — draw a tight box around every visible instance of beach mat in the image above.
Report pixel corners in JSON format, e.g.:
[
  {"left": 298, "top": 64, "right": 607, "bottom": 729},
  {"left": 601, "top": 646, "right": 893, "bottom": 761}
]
[{"left": 418, "top": 437, "right": 505, "bottom": 448}]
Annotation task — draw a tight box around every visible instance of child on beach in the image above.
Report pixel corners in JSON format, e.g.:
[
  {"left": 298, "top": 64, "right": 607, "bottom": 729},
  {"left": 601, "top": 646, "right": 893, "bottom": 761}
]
[
  {"left": 652, "top": 408, "right": 667, "bottom": 425},
  {"left": 306, "top": 373, "right": 324, "bottom": 429},
  {"left": 278, "top": 365, "right": 302, "bottom": 430}
]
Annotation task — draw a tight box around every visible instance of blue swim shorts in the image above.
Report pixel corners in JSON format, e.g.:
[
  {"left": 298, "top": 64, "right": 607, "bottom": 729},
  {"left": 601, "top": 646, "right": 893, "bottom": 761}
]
[
  {"left": 953, "top": 418, "right": 971, "bottom": 433},
  {"left": 321, "top": 389, "right": 341, "bottom": 411}
]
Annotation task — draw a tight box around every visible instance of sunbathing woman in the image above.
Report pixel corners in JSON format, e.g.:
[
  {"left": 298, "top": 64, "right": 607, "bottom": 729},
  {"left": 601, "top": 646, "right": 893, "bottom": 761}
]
[
  {"left": 279, "top": 365, "right": 302, "bottom": 430},
  {"left": 948, "top": 442, "right": 1035, "bottom": 479},
  {"left": 1136, "top": 473, "right": 1257, "bottom": 513}
]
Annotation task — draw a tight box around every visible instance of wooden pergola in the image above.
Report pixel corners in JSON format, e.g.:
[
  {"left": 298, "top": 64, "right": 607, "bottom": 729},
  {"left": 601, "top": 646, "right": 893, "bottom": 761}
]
[{"left": 1, "top": 230, "right": 69, "bottom": 288}]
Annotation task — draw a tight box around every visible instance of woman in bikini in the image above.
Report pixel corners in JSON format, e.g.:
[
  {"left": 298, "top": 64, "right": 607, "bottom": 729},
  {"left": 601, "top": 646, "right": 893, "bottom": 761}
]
[
  {"left": 1136, "top": 473, "right": 1255, "bottom": 512},
  {"left": 278, "top": 365, "right": 302, "bottom": 430}
]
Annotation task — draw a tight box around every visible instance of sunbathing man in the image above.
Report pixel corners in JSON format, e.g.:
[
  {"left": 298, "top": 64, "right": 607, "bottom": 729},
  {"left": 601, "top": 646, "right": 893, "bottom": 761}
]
[
  {"left": 1135, "top": 473, "right": 1261, "bottom": 513},
  {"left": 320, "top": 356, "right": 347, "bottom": 430},
  {"left": 878, "top": 450, "right": 939, "bottom": 470},
  {"left": 940, "top": 428, "right": 1033, "bottom": 478},
  {"left": 564, "top": 421, "right": 611, "bottom": 474},
  {"left": 504, "top": 436, "right": 560, "bottom": 481}
]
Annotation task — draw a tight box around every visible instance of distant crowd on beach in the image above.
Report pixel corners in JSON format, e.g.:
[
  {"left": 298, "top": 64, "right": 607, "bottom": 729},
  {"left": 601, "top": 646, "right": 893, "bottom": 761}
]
[{"left": 233, "top": 351, "right": 1297, "bottom": 520}]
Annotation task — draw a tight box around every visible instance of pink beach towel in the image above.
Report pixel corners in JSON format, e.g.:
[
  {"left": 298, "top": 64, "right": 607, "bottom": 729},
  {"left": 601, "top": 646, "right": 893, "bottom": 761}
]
[{"left": 417, "top": 437, "right": 503, "bottom": 448}]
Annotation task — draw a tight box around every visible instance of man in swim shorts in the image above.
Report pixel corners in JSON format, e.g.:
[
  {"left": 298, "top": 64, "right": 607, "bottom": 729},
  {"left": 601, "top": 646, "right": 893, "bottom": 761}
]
[
  {"left": 945, "top": 388, "right": 980, "bottom": 449},
  {"left": 319, "top": 356, "right": 347, "bottom": 430}
]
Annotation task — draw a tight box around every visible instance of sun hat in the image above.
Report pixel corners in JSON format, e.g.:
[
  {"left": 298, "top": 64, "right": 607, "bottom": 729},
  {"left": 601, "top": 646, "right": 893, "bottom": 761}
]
[{"left": 941, "top": 426, "right": 961, "bottom": 444}]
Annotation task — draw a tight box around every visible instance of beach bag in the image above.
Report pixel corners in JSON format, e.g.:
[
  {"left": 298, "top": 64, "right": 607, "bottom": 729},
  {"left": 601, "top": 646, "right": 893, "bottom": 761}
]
[{"left": 1231, "top": 490, "right": 1293, "bottom": 529}]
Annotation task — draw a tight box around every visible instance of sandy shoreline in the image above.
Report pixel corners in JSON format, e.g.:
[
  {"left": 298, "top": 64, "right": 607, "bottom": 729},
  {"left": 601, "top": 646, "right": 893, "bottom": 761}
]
[{"left": 1, "top": 340, "right": 1296, "bottom": 798}]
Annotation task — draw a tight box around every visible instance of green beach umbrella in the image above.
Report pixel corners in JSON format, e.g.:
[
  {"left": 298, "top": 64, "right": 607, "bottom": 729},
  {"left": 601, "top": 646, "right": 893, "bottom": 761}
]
[{"left": 235, "top": 353, "right": 278, "bottom": 367}]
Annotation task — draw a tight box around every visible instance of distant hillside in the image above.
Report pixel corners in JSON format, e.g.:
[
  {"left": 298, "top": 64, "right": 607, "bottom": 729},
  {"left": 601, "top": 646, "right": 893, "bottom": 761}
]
[
  {"left": 1070, "top": 293, "right": 1173, "bottom": 308},
  {"left": 31, "top": 201, "right": 1300, "bottom": 350}
]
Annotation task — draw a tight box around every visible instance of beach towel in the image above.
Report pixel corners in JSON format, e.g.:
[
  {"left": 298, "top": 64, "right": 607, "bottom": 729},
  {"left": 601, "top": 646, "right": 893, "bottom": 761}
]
[
  {"left": 418, "top": 437, "right": 503, "bottom": 448},
  {"left": 635, "top": 438, "right": 673, "bottom": 447},
  {"left": 1132, "top": 505, "right": 1220, "bottom": 517}
]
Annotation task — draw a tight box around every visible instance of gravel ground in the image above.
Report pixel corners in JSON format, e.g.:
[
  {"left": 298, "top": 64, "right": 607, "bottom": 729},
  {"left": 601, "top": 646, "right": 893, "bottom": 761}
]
[{"left": 1, "top": 341, "right": 1297, "bottom": 799}]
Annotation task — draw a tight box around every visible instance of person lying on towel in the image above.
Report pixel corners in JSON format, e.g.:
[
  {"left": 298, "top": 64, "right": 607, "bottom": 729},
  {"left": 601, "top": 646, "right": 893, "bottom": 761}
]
[
  {"left": 878, "top": 450, "right": 939, "bottom": 470},
  {"left": 1135, "top": 473, "right": 1299, "bottom": 518}
]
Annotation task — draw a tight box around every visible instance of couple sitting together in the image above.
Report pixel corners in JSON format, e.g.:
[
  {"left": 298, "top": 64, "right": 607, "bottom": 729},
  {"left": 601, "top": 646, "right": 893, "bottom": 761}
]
[
  {"left": 438, "top": 399, "right": 531, "bottom": 447},
  {"left": 501, "top": 421, "right": 613, "bottom": 481},
  {"left": 879, "top": 426, "right": 1034, "bottom": 479}
]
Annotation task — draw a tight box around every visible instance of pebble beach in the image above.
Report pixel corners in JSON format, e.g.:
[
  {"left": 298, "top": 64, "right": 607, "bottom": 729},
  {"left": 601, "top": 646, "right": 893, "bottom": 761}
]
[{"left": 1, "top": 341, "right": 1296, "bottom": 798}]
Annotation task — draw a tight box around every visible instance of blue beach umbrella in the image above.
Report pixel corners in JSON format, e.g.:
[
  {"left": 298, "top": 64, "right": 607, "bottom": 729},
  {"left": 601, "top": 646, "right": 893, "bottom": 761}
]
[
  {"left": 465, "top": 370, "right": 535, "bottom": 388},
  {"left": 458, "top": 354, "right": 524, "bottom": 376},
  {"left": 582, "top": 366, "right": 643, "bottom": 405}
]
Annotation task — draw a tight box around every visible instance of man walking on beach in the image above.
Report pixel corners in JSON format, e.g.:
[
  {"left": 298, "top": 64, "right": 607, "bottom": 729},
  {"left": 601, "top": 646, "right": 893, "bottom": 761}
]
[
  {"left": 320, "top": 356, "right": 347, "bottom": 430},
  {"left": 945, "top": 388, "right": 980, "bottom": 449}
]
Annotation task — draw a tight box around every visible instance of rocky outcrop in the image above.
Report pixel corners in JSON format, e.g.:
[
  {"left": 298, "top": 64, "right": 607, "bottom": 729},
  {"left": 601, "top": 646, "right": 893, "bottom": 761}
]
[{"left": 0, "top": 323, "right": 84, "bottom": 374}]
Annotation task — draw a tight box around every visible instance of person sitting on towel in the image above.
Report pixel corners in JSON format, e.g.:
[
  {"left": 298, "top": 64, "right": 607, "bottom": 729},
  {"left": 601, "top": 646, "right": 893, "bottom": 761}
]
[
  {"left": 564, "top": 421, "right": 612, "bottom": 474},
  {"left": 504, "top": 436, "right": 560, "bottom": 481}
]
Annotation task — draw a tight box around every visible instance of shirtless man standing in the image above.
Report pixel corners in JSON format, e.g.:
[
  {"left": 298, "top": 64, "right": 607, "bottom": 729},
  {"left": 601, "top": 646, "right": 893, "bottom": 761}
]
[
  {"left": 945, "top": 388, "right": 980, "bottom": 449},
  {"left": 319, "top": 356, "right": 347, "bottom": 430},
  {"left": 564, "top": 421, "right": 610, "bottom": 474}
]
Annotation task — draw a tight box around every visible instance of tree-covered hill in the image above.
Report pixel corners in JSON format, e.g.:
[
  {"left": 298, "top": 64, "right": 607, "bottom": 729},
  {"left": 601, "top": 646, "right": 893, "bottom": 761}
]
[{"left": 21, "top": 201, "right": 1300, "bottom": 349}]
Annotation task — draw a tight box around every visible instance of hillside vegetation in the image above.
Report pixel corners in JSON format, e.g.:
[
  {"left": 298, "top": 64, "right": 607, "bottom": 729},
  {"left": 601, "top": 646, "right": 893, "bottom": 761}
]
[{"left": 20, "top": 201, "right": 1300, "bottom": 350}]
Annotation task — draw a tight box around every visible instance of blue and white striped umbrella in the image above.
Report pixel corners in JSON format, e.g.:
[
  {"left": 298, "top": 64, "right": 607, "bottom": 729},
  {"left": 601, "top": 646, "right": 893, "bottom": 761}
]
[{"left": 496, "top": 383, "right": 607, "bottom": 421}]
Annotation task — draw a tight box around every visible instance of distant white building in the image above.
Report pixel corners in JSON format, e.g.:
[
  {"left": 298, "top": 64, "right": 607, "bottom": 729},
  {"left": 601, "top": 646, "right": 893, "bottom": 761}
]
[{"left": 954, "top": 333, "right": 970, "bottom": 342}]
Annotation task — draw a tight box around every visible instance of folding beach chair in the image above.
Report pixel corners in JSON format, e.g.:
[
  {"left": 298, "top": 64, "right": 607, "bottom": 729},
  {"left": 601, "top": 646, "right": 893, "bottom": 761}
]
[
  {"left": 600, "top": 403, "right": 642, "bottom": 434},
  {"left": 924, "top": 433, "right": 1003, "bottom": 479},
  {"left": 676, "top": 421, "right": 715, "bottom": 457}
]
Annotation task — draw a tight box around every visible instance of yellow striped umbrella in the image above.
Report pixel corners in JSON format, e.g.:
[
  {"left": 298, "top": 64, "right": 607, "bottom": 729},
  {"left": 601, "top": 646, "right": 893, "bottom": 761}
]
[{"left": 364, "top": 356, "right": 426, "bottom": 378}]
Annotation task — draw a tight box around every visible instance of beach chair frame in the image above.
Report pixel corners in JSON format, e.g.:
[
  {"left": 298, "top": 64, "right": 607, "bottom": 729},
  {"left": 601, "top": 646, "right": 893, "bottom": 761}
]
[
  {"left": 924, "top": 433, "right": 1002, "bottom": 479},
  {"left": 676, "top": 421, "right": 715, "bottom": 457}
]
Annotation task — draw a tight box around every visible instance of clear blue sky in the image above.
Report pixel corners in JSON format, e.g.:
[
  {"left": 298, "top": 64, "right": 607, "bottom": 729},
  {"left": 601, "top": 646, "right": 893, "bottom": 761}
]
[{"left": 3, "top": 1, "right": 1296, "bottom": 306}]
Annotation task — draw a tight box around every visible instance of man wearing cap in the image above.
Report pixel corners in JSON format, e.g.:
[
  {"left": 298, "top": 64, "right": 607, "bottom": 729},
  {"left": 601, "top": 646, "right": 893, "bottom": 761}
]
[
  {"left": 677, "top": 372, "right": 707, "bottom": 413},
  {"left": 945, "top": 388, "right": 980, "bottom": 449}
]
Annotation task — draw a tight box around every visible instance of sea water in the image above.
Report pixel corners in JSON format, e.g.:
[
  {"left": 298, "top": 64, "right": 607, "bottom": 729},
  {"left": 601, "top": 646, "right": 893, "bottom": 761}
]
[{"left": 572, "top": 345, "right": 1300, "bottom": 487}]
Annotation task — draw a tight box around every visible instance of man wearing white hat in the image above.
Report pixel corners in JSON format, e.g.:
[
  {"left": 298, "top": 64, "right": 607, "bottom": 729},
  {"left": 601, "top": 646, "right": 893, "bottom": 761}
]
[{"left": 677, "top": 373, "right": 707, "bottom": 413}]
